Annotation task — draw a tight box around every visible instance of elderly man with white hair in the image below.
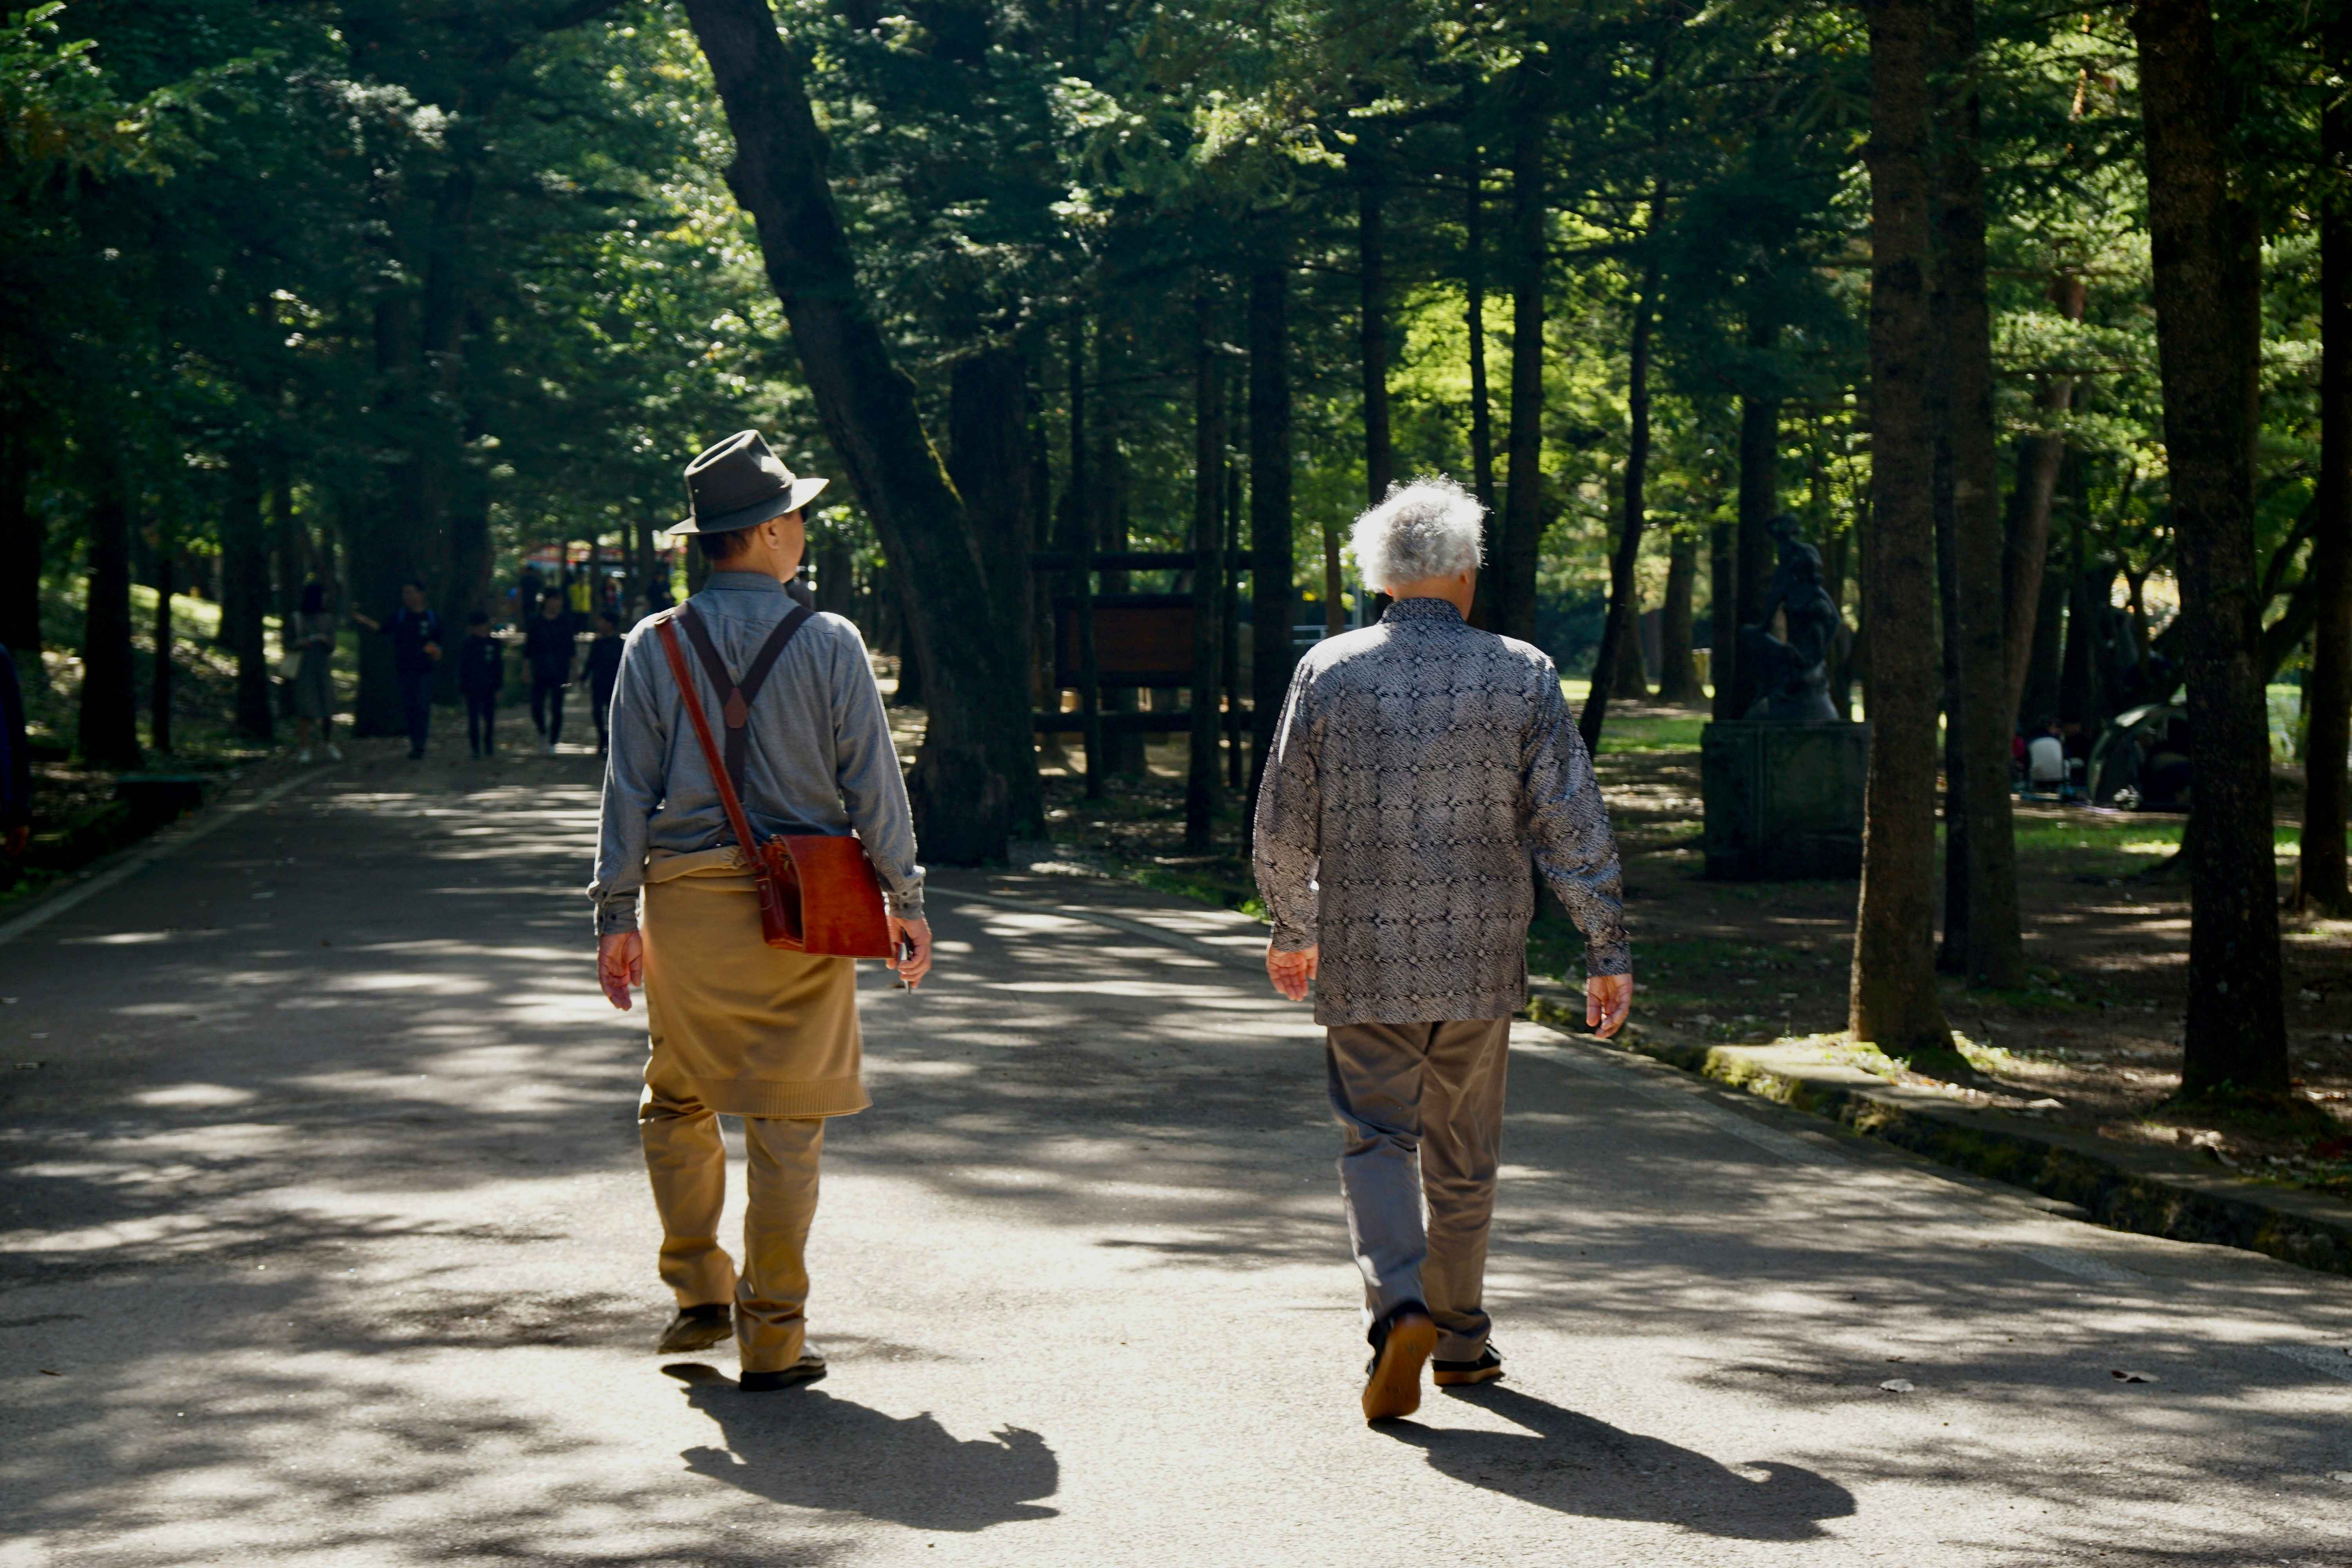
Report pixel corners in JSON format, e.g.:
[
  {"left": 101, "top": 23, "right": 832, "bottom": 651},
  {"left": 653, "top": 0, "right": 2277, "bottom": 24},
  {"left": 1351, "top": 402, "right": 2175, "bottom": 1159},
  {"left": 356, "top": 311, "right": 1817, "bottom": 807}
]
[{"left": 1254, "top": 474, "right": 1633, "bottom": 1423}]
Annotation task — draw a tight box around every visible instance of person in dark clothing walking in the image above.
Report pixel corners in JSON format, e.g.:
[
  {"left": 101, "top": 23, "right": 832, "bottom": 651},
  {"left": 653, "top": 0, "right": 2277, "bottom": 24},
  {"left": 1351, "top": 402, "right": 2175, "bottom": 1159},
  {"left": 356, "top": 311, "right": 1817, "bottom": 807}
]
[
  {"left": 524, "top": 591, "right": 578, "bottom": 755},
  {"left": 580, "top": 611, "right": 625, "bottom": 756},
  {"left": 353, "top": 581, "right": 444, "bottom": 760},
  {"left": 457, "top": 611, "right": 505, "bottom": 758}
]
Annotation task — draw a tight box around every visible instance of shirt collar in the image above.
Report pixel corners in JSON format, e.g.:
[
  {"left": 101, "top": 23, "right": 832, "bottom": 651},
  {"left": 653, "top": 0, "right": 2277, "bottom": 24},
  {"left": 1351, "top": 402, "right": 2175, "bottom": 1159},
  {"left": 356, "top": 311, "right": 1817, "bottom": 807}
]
[
  {"left": 704, "top": 571, "right": 788, "bottom": 595},
  {"left": 1382, "top": 596, "right": 1466, "bottom": 626}
]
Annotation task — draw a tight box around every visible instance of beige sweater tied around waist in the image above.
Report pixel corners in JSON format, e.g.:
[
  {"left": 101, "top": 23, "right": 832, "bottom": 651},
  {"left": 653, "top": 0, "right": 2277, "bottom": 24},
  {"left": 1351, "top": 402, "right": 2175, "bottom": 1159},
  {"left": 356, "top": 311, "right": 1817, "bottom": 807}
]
[{"left": 640, "top": 846, "right": 868, "bottom": 1118}]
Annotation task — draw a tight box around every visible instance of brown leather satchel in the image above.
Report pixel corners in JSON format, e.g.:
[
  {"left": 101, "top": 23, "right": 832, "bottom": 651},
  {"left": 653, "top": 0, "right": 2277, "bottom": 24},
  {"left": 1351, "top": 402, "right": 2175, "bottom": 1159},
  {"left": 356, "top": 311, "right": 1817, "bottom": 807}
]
[{"left": 655, "top": 605, "right": 894, "bottom": 959}]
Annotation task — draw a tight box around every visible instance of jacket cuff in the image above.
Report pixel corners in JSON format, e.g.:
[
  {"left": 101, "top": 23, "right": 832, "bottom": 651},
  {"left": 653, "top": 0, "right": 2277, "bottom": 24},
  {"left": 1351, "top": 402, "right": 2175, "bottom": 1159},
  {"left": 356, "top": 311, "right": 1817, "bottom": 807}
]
[
  {"left": 594, "top": 895, "right": 639, "bottom": 937},
  {"left": 1584, "top": 942, "right": 1632, "bottom": 978},
  {"left": 886, "top": 889, "right": 925, "bottom": 922},
  {"left": 1269, "top": 922, "right": 1317, "bottom": 952}
]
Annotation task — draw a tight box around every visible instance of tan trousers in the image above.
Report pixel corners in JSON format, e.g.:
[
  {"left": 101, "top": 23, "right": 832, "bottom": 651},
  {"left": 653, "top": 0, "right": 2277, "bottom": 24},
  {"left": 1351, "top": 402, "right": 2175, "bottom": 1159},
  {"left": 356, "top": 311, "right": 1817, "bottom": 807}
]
[
  {"left": 639, "top": 1074, "right": 824, "bottom": 1373},
  {"left": 1325, "top": 1017, "right": 1512, "bottom": 1362}
]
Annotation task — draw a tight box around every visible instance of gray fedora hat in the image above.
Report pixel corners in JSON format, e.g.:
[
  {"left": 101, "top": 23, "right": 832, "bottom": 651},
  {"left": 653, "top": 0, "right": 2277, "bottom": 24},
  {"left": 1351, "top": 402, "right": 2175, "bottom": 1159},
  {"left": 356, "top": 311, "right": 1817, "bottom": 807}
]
[{"left": 673, "top": 429, "right": 829, "bottom": 534}]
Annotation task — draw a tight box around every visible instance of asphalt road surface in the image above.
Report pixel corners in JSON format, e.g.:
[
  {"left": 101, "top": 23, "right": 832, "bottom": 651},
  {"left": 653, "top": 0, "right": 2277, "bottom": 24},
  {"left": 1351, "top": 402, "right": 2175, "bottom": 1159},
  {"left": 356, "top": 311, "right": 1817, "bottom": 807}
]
[{"left": 4, "top": 736, "right": 2349, "bottom": 1567}]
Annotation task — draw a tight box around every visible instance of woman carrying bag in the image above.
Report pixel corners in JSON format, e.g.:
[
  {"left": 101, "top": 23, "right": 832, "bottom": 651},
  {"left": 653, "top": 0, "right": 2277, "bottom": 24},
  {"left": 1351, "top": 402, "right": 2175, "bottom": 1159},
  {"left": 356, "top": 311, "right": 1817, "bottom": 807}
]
[{"left": 588, "top": 430, "right": 931, "bottom": 1392}]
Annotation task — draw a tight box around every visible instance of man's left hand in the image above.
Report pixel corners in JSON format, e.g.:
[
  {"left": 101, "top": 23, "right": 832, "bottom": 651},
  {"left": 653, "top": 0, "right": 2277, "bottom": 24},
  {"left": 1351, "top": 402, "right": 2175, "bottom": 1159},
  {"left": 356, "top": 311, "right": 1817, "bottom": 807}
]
[
  {"left": 598, "top": 930, "right": 643, "bottom": 1011},
  {"left": 1586, "top": 971, "right": 1633, "bottom": 1039},
  {"left": 1266, "top": 941, "right": 1318, "bottom": 1002}
]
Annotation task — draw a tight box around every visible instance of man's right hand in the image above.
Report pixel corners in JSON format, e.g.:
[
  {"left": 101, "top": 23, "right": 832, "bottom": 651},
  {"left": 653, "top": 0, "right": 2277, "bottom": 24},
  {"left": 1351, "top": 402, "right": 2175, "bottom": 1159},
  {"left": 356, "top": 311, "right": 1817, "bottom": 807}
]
[
  {"left": 888, "top": 916, "right": 933, "bottom": 989},
  {"left": 1266, "top": 941, "right": 1318, "bottom": 1002},
  {"left": 598, "top": 931, "right": 644, "bottom": 1011}
]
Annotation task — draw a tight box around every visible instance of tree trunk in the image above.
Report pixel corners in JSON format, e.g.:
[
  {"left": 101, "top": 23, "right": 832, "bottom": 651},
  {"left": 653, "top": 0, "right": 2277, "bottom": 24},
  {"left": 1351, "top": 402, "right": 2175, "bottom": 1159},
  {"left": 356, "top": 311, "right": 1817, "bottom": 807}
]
[
  {"left": 1187, "top": 290, "right": 1225, "bottom": 850},
  {"left": 949, "top": 344, "right": 1036, "bottom": 728},
  {"left": 150, "top": 542, "right": 174, "bottom": 755},
  {"left": 1249, "top": 263, "right": 1296, "bottom": 799},
  {"left": 1465, "top": 138, "right": 1497, "bottom": 516},
  {"left": 1493, "top": 91, "right": 1549, "bottom": 643},
  {"left": 1657, "top": 531, "right": 1701, "bottom": 703},
  {"left": 2021, "top": 555, "right": 2067, "bottom": 727},
  {"left": 2300, "top": 40, "right": 2350, "bottom": 914},
  {"left": 440, "top": 416, "right": 493, "bottom": 697},
  {"left": 1709, "top": 519, "right": 1738, "bottom": 715},
  {"left": 270, "top": 456, "right": 303, "bottom": 632},
  {"left": 1931, "top": 0, "right": 2024, "bottom": 987},
  {"left": 1065, "top": 314, "right": 1105, "bottom": 800},
  {"left": 223, "top": 451, "right": 274, "bottom": 740},
  {"left": 2132, "top": 0, "right": 2287, "bottom": 1095},
  {"left": 2001, "top": 274, "right": 2087, "bottom": 722},
  {"left": 1358, "top": 151, "right": 1393, "bottom": 507},
  {"left": 683, "top": 0, "right": 1035, "bottom": 856},
  {"left": 1731, "top": 371, "right": 1779, "bottom": 717},
  {"left": 1223, "top": 412, "right": 1244, "bottom": 791},
  {"left": 77, "top": 466, "right": 140, "bottom": 769},
  {"left": 1582, "top": 236, "right": 1659, "bottom": 750},
  {"left": 1, "top": 414, "right": 40, "bottom": 670},
  {"left": 1854, "top": 0, "right": 1955, "bottom": 1063}
]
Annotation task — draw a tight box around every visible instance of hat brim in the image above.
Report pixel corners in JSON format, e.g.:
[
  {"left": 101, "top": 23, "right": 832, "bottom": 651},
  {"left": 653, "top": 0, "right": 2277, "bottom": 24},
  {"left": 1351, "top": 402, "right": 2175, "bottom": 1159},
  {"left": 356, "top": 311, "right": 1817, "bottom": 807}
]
[{"left": 670, "top": 475, "right": 829, "bottom": 535}]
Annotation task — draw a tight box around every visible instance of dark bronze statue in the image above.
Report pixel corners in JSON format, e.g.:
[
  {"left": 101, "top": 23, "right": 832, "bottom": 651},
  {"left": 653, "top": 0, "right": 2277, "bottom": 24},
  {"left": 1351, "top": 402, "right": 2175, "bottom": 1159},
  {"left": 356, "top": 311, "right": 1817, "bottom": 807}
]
[{"left": 1740, "top": 515, "right": 1843, "bottom": 723}]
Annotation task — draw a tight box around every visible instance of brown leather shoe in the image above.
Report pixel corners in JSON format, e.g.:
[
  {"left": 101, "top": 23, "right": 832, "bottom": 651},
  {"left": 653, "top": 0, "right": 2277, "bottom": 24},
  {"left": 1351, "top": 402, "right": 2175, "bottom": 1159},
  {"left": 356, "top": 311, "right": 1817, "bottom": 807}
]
[
  {"left": 1433, "top": 1348, "right": 1504, "bottom": 1388},
  {"left": 740, "top": 1351, "right": 827, "bottom": 1392},
  {"left": 656, "top": 1302, "right": 733, "bottom": 1354},
  {"left": 1361, "top": 1310, "right": 1437, "bottom": 1422}
]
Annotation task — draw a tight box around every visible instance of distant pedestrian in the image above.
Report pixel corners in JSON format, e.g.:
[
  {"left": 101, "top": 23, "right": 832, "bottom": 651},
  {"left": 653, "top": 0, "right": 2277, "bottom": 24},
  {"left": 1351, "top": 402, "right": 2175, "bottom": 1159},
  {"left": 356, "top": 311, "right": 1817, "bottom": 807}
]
[
  {"left": 352, "top": 581, "right": 443, "bottom": 760},
  {"left": 1254, "top": 476, "right": 1633, "bottom": 1423},
  {"left": 0, "top": 644, "right": 30, "bottom": 875},
  {"left": 590, "top": 429, "right": 929, "bottom": 1392},
  {"left": 581, "top": 611, "right": 624, "bottom": 756},
  {"left": 458, "top": 611, "right": 505, "bottom": 758},
  {"left": 2025, "top": 717, "right": 2066, "bottom": 797},
  {"left": 287, "top": 582, "right": 343, "bottom": 764},
  {"left": 525, "top": 592, "right": 579, "bottom": 755}
]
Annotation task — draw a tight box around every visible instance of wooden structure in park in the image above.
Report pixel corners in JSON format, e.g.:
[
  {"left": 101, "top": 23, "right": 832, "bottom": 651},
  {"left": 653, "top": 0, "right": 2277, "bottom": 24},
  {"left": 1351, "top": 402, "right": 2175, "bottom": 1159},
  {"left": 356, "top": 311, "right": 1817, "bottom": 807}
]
[{"left": 1029, "top": 550, "right": 1251, "bottom": 786}]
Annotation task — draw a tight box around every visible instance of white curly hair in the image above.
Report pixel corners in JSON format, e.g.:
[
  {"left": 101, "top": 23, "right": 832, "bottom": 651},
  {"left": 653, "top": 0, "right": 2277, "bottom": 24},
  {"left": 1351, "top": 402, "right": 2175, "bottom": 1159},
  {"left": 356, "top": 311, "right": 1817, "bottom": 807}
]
[{"left": 1348, "top": 475, "right": 1487, "bottom": 593}]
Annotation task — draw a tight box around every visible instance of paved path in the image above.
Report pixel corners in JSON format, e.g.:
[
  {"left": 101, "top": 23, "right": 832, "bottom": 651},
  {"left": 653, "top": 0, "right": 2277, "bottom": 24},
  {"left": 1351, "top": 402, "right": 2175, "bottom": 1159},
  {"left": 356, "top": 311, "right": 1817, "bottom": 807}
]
[{"left": 4, "top": 734, "right": 2350, "bottom": 1566}]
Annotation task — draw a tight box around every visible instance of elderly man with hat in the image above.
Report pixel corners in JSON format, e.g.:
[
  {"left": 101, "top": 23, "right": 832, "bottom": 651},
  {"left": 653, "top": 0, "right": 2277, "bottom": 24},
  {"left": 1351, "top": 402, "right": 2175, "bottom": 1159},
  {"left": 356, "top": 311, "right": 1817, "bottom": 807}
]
[{"left": 590, "top": 430, "right": 932, "bottom": 1390}]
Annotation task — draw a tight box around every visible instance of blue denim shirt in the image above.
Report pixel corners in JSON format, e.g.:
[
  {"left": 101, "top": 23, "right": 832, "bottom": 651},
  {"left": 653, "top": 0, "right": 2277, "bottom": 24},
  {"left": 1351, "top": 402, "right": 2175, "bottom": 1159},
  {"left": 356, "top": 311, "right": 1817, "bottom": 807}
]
[{"left": 588, "top": 572, "right": 923, "bottom": 935}]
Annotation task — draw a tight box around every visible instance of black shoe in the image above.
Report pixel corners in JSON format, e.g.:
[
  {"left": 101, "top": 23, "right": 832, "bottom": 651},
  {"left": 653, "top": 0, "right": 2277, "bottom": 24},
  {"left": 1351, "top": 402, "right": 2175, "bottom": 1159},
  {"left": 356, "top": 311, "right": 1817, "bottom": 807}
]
[
  {"left": 740, "top": 1351, "right": 827, "bottom": 1392},
  {"left": 1361, "top": 1304, "right": 1436, "bottom": 1422},
  {"left": 407, "top": 749, "right": 425, "bottom": 761},
  {"left": 656, "top": 1302, "right": 733, "bottom": 1354},
  {"left": 1434, "top": 1348, "right": 1504, "bottom": 1388}
]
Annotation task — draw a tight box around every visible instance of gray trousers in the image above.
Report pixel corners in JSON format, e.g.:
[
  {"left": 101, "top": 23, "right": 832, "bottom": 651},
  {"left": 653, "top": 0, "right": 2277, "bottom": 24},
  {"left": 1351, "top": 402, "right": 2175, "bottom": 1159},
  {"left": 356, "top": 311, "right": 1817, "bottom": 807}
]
[{"left": 1325, "top": 1017, "right": 1512, "bottom": 1362}]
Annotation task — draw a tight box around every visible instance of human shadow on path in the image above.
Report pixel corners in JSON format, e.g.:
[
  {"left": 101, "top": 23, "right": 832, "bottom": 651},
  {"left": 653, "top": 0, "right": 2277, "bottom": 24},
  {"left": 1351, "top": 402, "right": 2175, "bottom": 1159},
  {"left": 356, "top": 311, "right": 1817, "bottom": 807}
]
[
  {"left": 665, "top": 1364, "right": 1058, "bottom": 1532},
  {"left": 1383, "top": 1384, "right": 1854, "bottom": 1541}
]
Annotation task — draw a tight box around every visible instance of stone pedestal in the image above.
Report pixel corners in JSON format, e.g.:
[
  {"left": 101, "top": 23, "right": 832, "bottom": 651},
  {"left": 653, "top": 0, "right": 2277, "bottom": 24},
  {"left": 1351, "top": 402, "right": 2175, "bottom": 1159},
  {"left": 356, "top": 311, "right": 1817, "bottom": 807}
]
[{"left": 1700, "top": 721, "right": 1869, "bottom": 880}]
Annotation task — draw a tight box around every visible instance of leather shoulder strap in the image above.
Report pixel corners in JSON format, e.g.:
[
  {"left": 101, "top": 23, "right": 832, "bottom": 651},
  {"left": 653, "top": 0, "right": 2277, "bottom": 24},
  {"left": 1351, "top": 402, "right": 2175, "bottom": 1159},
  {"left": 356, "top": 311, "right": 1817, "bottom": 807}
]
[{"left": 656, "top": 614, "right": 761, "bottom": 858}]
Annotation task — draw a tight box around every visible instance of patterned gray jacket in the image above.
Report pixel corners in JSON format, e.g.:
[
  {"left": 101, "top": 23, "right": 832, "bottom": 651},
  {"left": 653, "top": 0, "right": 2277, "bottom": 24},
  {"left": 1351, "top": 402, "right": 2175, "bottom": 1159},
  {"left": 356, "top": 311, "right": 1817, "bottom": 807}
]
[{"left": 1252, "top": 596, "right": 1630, "bottom": 1026}]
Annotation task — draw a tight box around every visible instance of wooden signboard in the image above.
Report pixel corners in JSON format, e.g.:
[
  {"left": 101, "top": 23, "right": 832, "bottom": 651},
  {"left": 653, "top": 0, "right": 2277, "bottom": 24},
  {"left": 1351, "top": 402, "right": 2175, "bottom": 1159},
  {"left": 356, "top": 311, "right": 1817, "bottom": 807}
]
[{"left": 1054, "top": 593, "right": 1195, "bottom": 688}]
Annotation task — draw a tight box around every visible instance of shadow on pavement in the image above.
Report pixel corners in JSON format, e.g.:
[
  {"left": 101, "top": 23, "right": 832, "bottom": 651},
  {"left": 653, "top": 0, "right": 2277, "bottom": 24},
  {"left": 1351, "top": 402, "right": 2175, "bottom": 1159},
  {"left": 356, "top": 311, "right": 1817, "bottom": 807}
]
[
  {"left": 1384, "top": 1384, "right": 1855, "bottom": 1540},
  {"left": 664, "top": 1362, "right": 1059, "bottom": 1532}
]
